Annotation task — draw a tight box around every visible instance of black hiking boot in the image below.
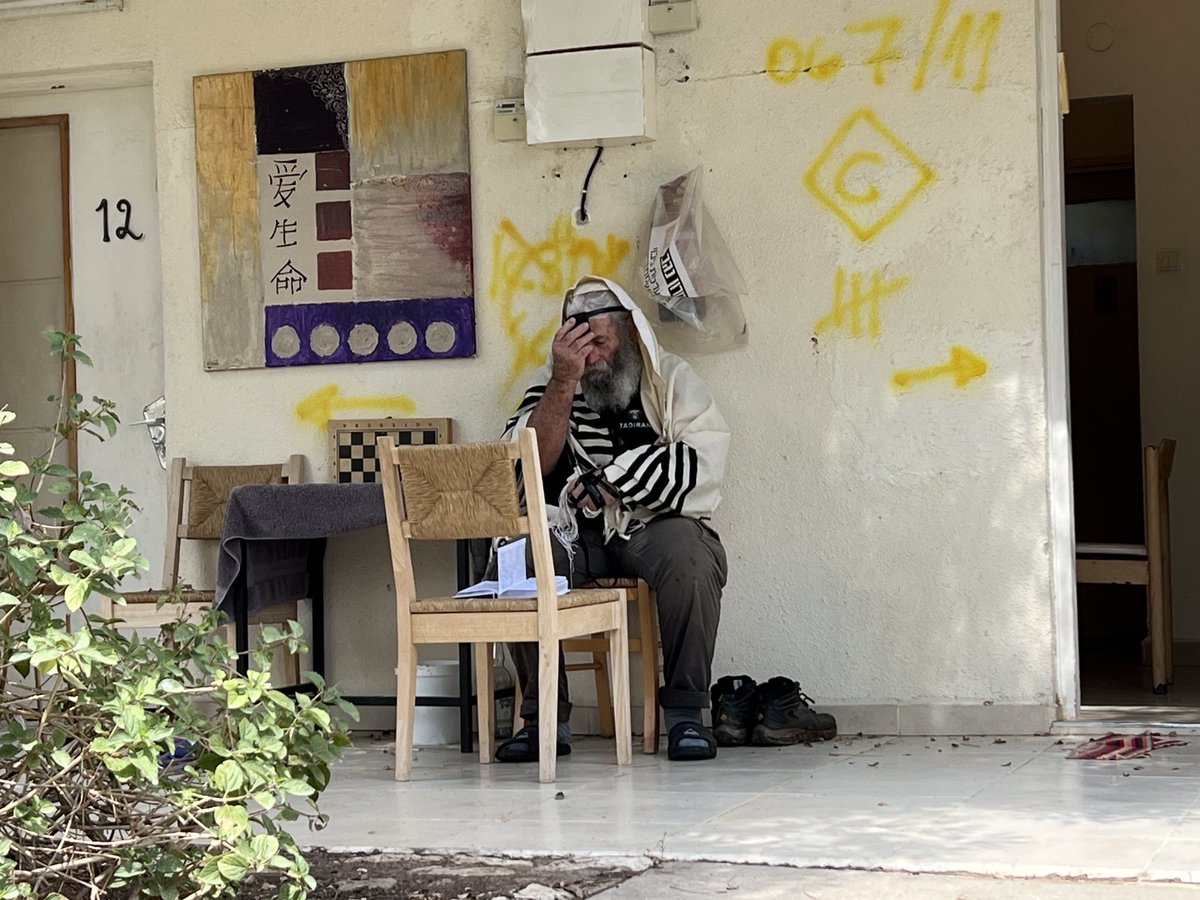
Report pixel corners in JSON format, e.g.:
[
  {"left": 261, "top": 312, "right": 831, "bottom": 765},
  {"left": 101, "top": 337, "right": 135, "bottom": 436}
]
[
  {"left": 711, "top": 675, "right": 757, "bottom": 746},
  {"left": 751, "top": 676, "right": 838, "bottom": 745}
]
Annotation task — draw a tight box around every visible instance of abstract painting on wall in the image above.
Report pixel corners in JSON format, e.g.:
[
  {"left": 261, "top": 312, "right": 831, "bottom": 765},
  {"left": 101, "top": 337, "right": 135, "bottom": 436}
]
[{"left": 194, "top": 51, "right": 474, "bottom": 371}]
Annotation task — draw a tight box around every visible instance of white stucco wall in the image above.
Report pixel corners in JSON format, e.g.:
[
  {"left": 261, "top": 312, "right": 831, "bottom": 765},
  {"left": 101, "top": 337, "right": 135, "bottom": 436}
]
[
  {"left": 1060, "top": 1, "right": 1200, "bottom": 646},
  {"left": 0, "top": 0, "right": 1058, "bottom": 732}
]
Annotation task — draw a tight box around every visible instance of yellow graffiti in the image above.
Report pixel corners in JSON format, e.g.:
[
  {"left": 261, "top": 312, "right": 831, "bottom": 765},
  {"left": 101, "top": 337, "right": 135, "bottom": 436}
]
[
  {"left": 765, "top": 36, "right": 844, "bottom": 84},
  {"left": 814, "top": 267, "right": 909, "bottom": 340},
  {"left": 845, "top": 15, "right": 905, "bottom": 87},
  {"left": 490, "top": 215, "right": 631, "bottom": 396},
  {"left": 892, "top": 345, "right": 988, "bottom": 389},
  {"left": 765, "top": 2, "right": 1002, "bottom": 93},
  {"left": 913, "top": 0, "right": 1003, "bottom": 93},
  {"left": 804, "top": 108, "right": 935, "bottom": 242},
  {"left": 834, "top": 151, "right": 885, "bottom": 205},
  {"left": 295, "top": 384, "right": 416, "bottom": 432}
]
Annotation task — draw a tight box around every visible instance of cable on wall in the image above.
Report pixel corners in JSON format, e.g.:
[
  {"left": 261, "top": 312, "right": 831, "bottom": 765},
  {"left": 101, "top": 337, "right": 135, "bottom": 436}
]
[{"left": 577, "top": 146, "right": 604, "bottom": 224}]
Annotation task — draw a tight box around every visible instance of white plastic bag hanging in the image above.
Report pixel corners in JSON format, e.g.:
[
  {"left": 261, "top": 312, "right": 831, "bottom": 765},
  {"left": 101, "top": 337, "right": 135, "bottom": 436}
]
[{"left": 643, "top": 167, "right": 748, "bottom": 352}]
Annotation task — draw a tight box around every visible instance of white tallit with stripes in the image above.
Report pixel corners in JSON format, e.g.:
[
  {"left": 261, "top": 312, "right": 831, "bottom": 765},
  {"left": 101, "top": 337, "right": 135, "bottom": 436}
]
[{"left": 503, "top": 275, "right": 730, "bottom": 541}]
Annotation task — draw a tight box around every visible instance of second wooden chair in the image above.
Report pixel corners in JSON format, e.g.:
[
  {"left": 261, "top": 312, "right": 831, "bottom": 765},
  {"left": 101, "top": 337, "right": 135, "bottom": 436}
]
[
  {"left": 114, "top": 455, "right": 305, "bottom": 683},
  {"left": 560, "top": 579, "right": 661, "bottom": 754},
  {"left": 514, "top": 580, "right": 662, "bottom": 754}
]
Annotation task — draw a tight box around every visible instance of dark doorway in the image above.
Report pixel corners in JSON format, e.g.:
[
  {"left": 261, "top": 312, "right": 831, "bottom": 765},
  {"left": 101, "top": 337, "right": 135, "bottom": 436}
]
[{"left": 1063, "top": 97, "right": 1149, "bottom": 696}]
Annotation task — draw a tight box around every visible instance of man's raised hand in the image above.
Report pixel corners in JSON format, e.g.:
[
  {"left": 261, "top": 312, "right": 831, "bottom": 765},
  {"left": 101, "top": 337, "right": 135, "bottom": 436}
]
[{"left": 549, "top": 318, "right": 594, "bottom": 384}]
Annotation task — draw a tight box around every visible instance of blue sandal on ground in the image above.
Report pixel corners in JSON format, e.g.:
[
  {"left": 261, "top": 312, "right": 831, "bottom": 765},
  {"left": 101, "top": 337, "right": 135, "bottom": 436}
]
[
  {"left": 494, "top": 725, "right": 571, "bottom": 763},
  {"left": 158, "top": 737, "right": 197, "bottom": 771},
  {"left": 668, "top": 722, "right": 718, "bottom": 761}
]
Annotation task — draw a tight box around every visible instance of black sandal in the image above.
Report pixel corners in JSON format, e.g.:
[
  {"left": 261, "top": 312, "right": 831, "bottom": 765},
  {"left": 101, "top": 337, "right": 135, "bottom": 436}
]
[
  {"left": 494, "top": 725, "right": 572, "bottom": 763},
  {"left": 667, "top": 722, "right": 718, "bottom": 761}
]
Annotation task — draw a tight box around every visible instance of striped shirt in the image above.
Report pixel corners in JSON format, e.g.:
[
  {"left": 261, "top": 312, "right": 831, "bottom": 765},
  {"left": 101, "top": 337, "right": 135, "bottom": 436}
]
[{"left": 505, "top": 382, "right": 702, "bottom": 522}]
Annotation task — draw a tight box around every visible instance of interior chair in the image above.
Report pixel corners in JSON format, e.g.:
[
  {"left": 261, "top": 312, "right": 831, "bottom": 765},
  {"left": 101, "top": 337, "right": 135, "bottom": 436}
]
[
  {"left": 115, "top": 455, "right": 306, "bottom": 683},
  {"left": 533, "top": 579, "right": 662, "bottom": 754},
  {"left": 379, "top": 428, "right": 632, "bottom": 784},
  {"left": 1076, "top": 439, "right": 1176, "bottom": 693}
]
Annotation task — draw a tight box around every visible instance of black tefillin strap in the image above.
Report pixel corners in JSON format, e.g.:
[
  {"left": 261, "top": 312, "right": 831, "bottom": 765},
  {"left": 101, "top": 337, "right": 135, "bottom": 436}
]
[
  {"left": 562, "top": 445, "right": 622, "bottom": 584},
  {"left": 572, "top": 466, "right": 610, "bottom": 509},
  {"left": 562, "top": 295, "right": 626, "bottom": 326}
]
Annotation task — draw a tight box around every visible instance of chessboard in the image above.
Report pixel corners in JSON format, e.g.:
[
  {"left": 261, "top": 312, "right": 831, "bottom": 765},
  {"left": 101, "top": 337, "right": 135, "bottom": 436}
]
[{"left": 327, "top": 417, "right": 454, "bottom": 483}]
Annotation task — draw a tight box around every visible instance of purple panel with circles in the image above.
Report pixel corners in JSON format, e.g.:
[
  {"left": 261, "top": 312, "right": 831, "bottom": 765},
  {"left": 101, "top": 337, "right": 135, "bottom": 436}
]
[{"left": 264, "top": 297, "right": 476, "bottom": 367}]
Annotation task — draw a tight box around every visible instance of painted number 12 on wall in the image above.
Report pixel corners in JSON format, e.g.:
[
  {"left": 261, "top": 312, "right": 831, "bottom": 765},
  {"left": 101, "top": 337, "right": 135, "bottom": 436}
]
[{"left": 95, "top": 198, "right": 143, "bottom": 242}]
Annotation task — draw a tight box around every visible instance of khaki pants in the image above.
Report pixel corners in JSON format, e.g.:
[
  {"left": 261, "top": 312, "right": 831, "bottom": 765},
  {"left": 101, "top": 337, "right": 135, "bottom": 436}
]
[{"left": 508, "top": 515, "right": 727, "bottom": 722}]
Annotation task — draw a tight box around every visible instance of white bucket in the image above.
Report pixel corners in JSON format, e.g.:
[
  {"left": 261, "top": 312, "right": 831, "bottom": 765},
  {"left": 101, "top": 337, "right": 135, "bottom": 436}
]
[{"left": 412, "top": 660, "right": 460, "bottom": 747}]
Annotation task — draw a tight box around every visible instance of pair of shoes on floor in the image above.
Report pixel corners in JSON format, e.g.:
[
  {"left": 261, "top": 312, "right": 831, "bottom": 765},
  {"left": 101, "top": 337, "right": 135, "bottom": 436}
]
[{"left": 711, "top": 675, "right": 837, "bottom": 747}]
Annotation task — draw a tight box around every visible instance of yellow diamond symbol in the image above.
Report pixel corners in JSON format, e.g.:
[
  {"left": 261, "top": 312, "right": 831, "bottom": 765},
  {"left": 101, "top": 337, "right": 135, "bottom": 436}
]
[{"left": 804, "top": 108, "right": 935, "bottom": 242}]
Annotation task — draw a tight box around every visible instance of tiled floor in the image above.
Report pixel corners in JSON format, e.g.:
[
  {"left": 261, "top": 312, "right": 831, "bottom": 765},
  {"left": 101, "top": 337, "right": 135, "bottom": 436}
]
[
  {"left": 1067, "top": 664, "right": 1200, "bottom": 733},
  {"left": 1084, "top": 664, "right": 1200, "bottom": 710},
  {"left": 1070, "top": 706, "right": 1200, "bottom": 733},
  {"left": 296, "top": 733, "right": 1200, "bottom": 882}
]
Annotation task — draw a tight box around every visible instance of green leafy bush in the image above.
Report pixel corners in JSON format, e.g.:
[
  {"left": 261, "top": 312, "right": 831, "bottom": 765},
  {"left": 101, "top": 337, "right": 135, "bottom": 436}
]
[{"left": 0, "top": 333, "right": 354, "bottom": 899}]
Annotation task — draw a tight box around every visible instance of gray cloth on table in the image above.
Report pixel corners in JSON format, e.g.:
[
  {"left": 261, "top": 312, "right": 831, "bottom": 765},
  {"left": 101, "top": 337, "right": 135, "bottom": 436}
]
[{"left": 215, "top": 483, "right": 386, "bottom": 615}]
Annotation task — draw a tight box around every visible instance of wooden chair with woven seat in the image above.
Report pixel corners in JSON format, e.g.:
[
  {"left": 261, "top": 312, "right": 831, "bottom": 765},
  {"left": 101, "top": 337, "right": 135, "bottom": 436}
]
[
  {"left": 114, "top": 455, "right": 305, "bottom": 683},
  {"left": 1076, "top": 438, "right": 1177, "bottom": 693},
  {"left": 379, "top": 428, "right": 632, "bottom": 784}
]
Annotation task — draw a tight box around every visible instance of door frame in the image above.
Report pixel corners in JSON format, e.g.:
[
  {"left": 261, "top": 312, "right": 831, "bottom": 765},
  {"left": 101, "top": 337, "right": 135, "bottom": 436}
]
[
  {"left": 0, "top": 113, "right": 77, "bottom": 475},
  {"left": 1036, "top": 0, "right": 1080, "bottom": 720}
]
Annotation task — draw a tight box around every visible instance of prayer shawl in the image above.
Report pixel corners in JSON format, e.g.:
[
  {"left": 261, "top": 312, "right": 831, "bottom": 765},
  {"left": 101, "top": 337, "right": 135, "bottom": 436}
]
[{"left": 503, "top": 275, "right": 730, "bottom": 541}]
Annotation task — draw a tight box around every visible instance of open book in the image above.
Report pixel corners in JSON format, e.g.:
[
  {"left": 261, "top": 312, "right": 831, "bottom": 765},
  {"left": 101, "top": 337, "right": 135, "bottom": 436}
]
[
  {"left": 454, "top": 575, "right": 569, "bottom": 599},
  {"left": 453, "top": 537, "right": 570, "bottom": 599}
]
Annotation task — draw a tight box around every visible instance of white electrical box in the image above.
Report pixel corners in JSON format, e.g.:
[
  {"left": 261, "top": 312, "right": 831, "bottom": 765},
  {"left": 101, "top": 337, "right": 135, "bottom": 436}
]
[
  {"left": 494, "top": 99, "right": 527, "bottom": 142},
  {"left": 525, "top": 46, "right": 656, "bottom": 147},
  {"left": 522, "top": 0, "right": 651, "bottom": 55}
]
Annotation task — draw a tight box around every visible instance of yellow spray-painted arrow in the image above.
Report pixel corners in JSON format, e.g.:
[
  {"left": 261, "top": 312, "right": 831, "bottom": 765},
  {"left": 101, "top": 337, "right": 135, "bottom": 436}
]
[
  {"left": 892, "top": 345, "right": 988, "bottom": 390},
  {"left": 295, "top": 384, "right": 417, "bottom": 431}
]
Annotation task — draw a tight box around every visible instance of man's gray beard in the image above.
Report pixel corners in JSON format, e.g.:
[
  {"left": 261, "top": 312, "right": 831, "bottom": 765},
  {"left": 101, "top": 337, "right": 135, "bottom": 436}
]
[{"left": 580, "top": 337, "right": 641, "bottom": 413}]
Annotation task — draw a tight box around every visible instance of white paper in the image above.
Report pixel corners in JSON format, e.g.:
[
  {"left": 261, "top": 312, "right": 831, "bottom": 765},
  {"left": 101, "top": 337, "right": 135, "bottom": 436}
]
[
  {"left": 646, "top": 223, "right": 699, "bottom": 298},
  {"left": 454, "top": 537, "right": 572, "bottom": 598},
  {"left": 454, "top": 575, "right": 569, "bottom": 600},
  {"left": 497, "top": 538, "right": 528, "bottom": 596}
]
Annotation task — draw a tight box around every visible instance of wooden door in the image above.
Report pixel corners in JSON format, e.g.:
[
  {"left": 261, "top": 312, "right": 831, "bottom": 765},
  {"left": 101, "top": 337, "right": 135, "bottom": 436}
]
[{"left": 0, "top": 116, "right": 75, "bottom": 486}]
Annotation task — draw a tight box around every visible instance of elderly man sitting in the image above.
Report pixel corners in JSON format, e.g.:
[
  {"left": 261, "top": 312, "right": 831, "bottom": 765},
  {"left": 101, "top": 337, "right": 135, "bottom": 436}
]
[{"left": 497, "top": 274, "right": 730, "bottom": 762}]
